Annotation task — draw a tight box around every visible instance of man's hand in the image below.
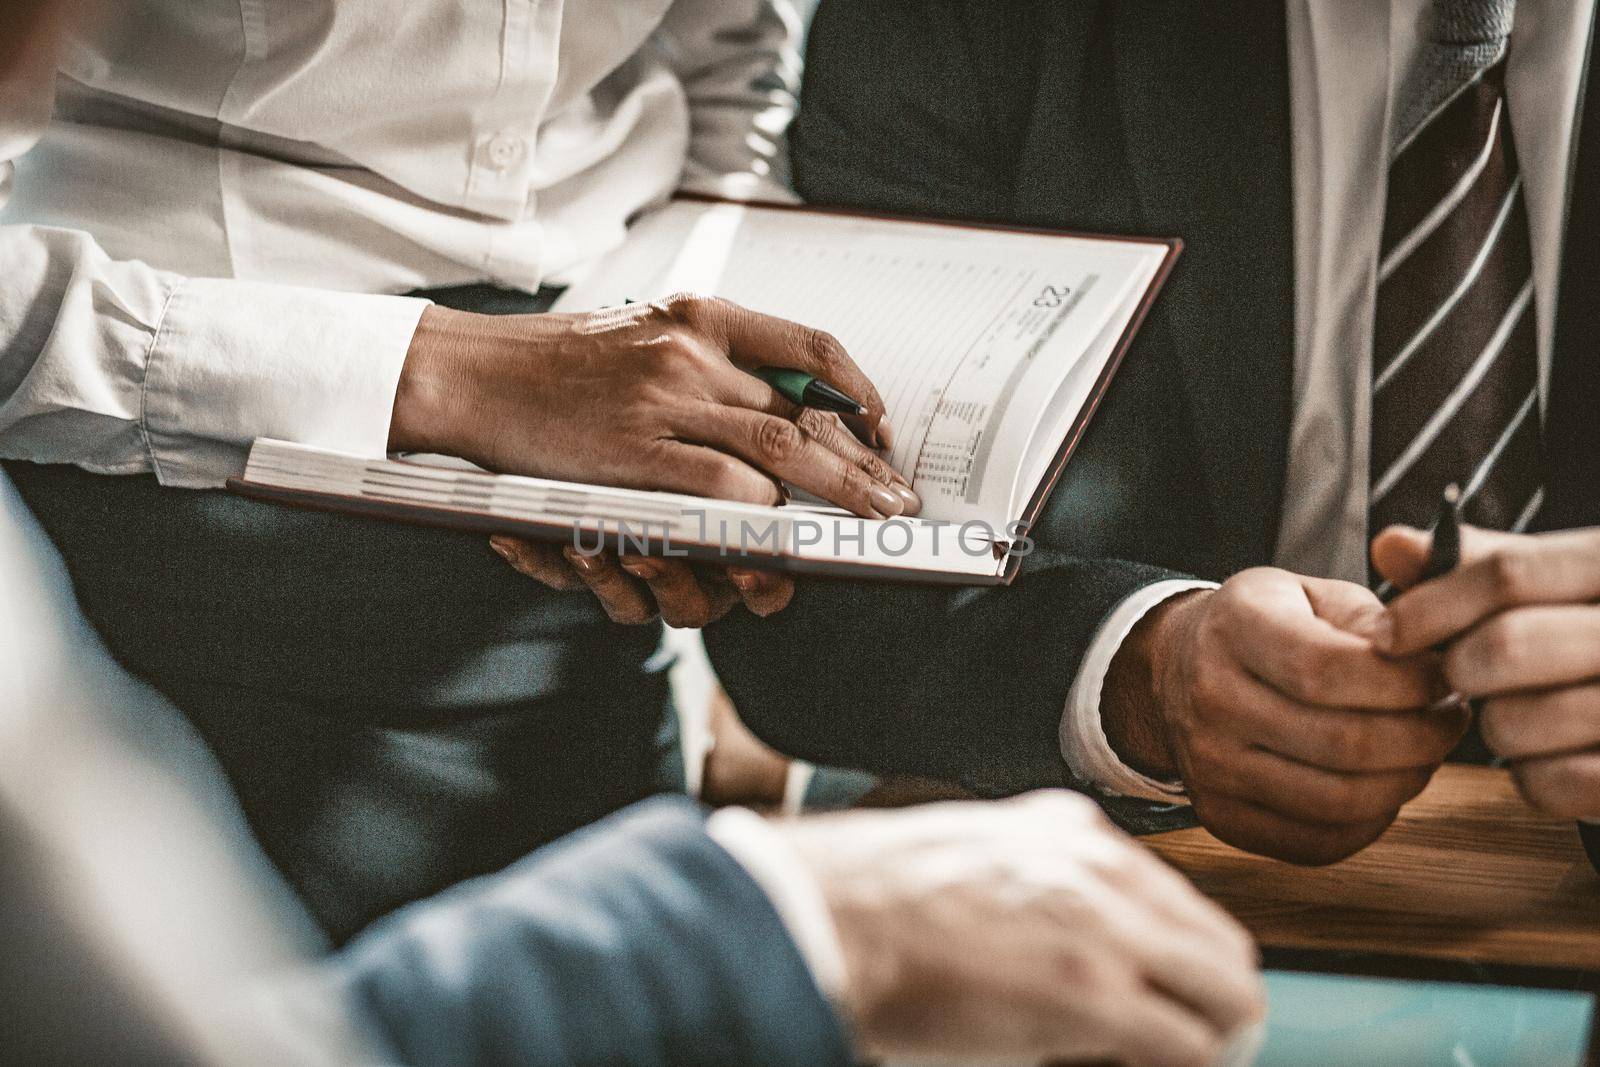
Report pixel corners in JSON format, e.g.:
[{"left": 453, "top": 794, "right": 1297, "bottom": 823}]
[
  {"left": 1104, "top": 569, "right": 1465, "bottom": 865},
  {"left": 1375, "top": 524, "right": 1600, "bottom": 818},
  {"left": 393, "top": 294, "right": 918, "bottom": 623},
  {"left": 782, "top": 791, "right": 1264, "bottom": 1067}
]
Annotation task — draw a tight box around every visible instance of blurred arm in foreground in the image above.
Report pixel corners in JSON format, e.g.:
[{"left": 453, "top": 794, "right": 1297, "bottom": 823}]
[{"left": 0, "top": 468, "right": 1259, "bottom": 1067}]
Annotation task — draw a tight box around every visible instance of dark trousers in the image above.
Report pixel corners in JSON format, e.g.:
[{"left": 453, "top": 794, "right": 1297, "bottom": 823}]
[{"left": 6, "top": 285, "right": 673, "bottom": 942}]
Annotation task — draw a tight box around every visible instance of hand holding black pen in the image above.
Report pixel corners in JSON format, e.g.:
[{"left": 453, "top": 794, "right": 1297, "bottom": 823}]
[
  {"left": 1418, "top": 483, "right": 1464, "bottom": 584},
  {"left": 1374, "top": 488, "right": 1600, "bottom": 830}
]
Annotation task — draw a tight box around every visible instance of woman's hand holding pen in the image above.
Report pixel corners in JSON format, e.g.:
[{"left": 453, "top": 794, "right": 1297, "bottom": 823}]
[
  {"left": 390, "top": 291, "right": 913, "bottom": 512},
  {"left": 1375, "top": 524, "right": 1600, "bottom": 818},
  {"left": 388, "top": 291, "right": 919, "bottom": 624}
]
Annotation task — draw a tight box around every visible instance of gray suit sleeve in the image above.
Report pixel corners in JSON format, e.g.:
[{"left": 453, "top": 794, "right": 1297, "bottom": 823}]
[{"left": 311, "top": 797, "right": 853, "bottom": 1067}]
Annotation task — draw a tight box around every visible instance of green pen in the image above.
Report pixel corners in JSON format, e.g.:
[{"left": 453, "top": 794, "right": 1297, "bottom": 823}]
[
  {"left": 750, "top": 366, "right": 867, "bottom": 415},
  {"left": 623, "top": 300, "right": 866, "bottom": 415}
]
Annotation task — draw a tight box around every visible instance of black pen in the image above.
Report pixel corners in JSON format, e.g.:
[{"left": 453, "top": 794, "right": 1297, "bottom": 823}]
[
  {"left": 1420, "top": 483, "right": 1463, "bottom": 582},
  {"left": 1418, "top": 485, "right": 1470, "bottom": 695}
]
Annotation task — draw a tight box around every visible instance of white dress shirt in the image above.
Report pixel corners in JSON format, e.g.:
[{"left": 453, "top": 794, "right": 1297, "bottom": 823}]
[
  {"left": 1064, "top": 0, "right": 1598, "bottom": 800},
  {"left": 0, "top": 0, "right": 846, "bottom": 1013},
  {"left": 0, "top": 0, "right": 800, "bottom": 488}
]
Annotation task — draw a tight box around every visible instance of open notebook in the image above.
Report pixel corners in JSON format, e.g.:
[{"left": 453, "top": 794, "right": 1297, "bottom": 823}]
[{"left": 232, "top": 198, "right": 1178, "bottom": 585}]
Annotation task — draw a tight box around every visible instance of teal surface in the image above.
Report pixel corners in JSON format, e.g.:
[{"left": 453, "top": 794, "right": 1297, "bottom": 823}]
[{"left": 1257, "top": 970, "right": 1594, "bottom": 1066}]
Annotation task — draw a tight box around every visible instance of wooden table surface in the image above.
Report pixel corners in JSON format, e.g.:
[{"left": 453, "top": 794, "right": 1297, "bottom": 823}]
[{"left": 1145, "top": 765, "right": 1600, "bottom": 974}]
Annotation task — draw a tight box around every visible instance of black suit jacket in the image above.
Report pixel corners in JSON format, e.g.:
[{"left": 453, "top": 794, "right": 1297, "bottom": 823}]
[{"left": 707, "top": 0, "right": 1600, "bottom": 807}]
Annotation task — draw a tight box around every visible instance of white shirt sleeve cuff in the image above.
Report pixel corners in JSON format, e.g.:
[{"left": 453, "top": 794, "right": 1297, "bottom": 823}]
[
  {"left": 1060, "top": 579, "right": 1219, "bottom": 804},
  {"left": 141, "top": 277, "right": 429, "bottom": 488},
  {"left": 706, "top": 806, "right": 849, "bottom": 1008}
]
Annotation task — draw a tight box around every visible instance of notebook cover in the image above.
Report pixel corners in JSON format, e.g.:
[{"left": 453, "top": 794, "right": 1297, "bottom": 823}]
[
  {"left": 231, "top": 198, "right": 1180, "bottom": 588},
  {"left": 226, "top": 479, "right": 1007, "bottom": 586}
]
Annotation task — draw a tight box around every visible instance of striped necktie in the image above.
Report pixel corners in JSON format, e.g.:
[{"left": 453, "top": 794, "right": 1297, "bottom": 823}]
[{"left": 1370, "top": 0, "right": 1544, "bottom": 574}]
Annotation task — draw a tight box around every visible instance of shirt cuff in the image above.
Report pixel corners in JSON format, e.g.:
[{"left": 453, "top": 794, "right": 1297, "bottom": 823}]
[
  {"left": 706, "top": 806, "right": 849, "bottom": 1008},
  {"left": 1060, "top": 579, "right": 1218, "bottom": 803},
  {"left": 141, "top": 278, "right": 429, "bottom": 488}
]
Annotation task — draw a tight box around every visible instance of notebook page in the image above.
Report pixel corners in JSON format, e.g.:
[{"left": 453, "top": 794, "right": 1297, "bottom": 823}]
[
  {"left": 1012, "top": 265, "right": 1159, "bottom": 513},
  {"left": 555, "top": 201, "right": 1167, "bottom": 526}
]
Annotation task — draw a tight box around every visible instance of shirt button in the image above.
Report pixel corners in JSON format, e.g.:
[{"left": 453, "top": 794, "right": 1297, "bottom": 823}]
[{"left": 482, "top": 132, "right": 525, "bottom": 171}]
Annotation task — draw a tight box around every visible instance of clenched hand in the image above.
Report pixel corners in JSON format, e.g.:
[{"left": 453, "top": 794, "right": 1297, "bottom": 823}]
[
  {"left": 1104, "top": 568, "right": 1463, "bottom": 865},
  {"left": 783, "top": 792, "right": 1264, "bottom": 1067},
  {"left": 1376, "top": 524, "right": 1600, "bottom": 818}
]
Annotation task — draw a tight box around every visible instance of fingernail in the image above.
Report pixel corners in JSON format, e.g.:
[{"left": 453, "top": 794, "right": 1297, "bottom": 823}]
[
  {"left": 869, "top": 484, "right": 904, "bottom": 517},
  {"left": 563, "top": 547, "right": 603, "bottom": 571},
  {"left": 892, "top": 482, "right": 922, "bottom": 516},
  {"left": 620, "top": 558, "right": 662, "bottom": 580},
  {"left": 488, "top": 537, "right": 514, "bottom": 560},
  {"left": 727, "top": 568, "right": 760, "bottom": 593}
]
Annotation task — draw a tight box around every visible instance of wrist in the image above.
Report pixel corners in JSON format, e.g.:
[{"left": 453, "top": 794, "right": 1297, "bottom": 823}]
[
  {"left": 1102, "top": 589, "right": 1209, "bottom": 781},
  {"left": 389, "top": 304, "right": 477, "bottom": 455},
  {"left": 776, "top": 818, "right": 898, "bottom": 1056}
]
